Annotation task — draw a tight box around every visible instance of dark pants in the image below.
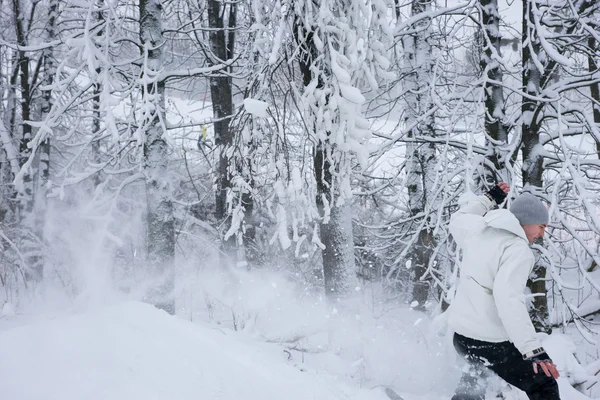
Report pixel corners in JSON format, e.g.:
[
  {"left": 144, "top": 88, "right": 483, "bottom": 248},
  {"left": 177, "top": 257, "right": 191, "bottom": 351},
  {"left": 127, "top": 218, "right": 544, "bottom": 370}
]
[{"left": 452, "top": 333, "right": 560, "bottom": 400}]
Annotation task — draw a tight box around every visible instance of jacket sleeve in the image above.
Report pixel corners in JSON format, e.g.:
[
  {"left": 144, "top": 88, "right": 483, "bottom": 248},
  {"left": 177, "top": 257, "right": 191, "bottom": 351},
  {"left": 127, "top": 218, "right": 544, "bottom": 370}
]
[
  {"left": 493, "top": 240, "right": 542, "bottom": 355},
  {"left": 449, "top": 194, "right": 496, "bottom": 247}
]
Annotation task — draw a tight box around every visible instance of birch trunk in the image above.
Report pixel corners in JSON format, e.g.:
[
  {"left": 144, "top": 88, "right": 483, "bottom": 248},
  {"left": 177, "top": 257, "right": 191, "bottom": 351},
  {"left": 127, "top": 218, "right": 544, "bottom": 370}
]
[
  {"left": 0, "top": 46, "right": 19, "bottom": 223},
  {"left": 480, "top": 0, "right": 509, "bottom": 182},
  {"left": 140, "top": 0, "right": 175, "bottom": 314},
  {"left": 403, "top": 0, "right": 436, "bottom": 309}
]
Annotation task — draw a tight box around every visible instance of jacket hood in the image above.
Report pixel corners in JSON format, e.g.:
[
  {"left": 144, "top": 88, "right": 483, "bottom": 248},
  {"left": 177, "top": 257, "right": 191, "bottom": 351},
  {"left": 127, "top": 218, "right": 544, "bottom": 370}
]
[{"left": 484, "top": 209, "right": 528, "bottom": 242}]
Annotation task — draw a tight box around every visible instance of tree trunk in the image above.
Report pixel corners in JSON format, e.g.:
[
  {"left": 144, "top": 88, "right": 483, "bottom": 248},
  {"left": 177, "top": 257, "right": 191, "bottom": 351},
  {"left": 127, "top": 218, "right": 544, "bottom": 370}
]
[
  {"left": 588, "top": 36, "right": 600, "bottom": 158},
  {"left": 403, "top": 0, "right": 437, "bottom": 309},
  {"left": 394, "top": 0, "right": 401, "bottom": 20},
  {"left": 295, "top": 13, "right": 356, "bottom": 300},
  {"left": 241, "top": 177, "right": 259, "bottom": 269},
  {"left": 32, "top": 0, "right": 58, "bottom": 285},
  {"left": 92, "top": 0, "right": 104, "bottom": 188},
  {"left": 140, "top": 0, "right": 174, "bottom": 314},
  {"left": 522, "top": 0, "right": 549, "bottom": 333},
  {"left": 6, "top": 51, "right": 19, "bottom": 140},
  {"left": 314, "top": 143, "right": 357, "bottom": 298},
  {"left": 1, "top": 38, "right": 19, "bottom": 224},
  {"left": 480, "top": 0, "right": 509, "bottom": 183},
  {"left": 206, "top": 0, "right": 237, "bottom": 266},
  {"left": 13, "top": 0, "right": 41, "bottom": 282}
]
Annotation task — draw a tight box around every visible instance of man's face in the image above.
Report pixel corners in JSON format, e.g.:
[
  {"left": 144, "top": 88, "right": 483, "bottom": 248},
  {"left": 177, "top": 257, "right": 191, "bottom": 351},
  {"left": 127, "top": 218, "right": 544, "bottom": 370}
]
[{"left": 522, "top": 224, "right": 547, "bottom": 244}]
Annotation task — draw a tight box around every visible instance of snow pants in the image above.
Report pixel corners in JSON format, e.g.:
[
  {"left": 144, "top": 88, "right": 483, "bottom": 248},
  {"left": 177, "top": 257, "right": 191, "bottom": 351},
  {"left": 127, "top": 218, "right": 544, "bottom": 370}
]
[{"left": 451, "top": 333, "right": 560, "bottom": 400}]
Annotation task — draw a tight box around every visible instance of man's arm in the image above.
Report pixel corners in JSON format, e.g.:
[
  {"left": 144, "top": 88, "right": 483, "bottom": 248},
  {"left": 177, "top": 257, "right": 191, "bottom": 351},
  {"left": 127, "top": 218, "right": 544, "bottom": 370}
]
[
  {"left": 449, "top": 194, "right": 495, "bottom": 247},
  {"left": 493, "top": 240, "right": 541, "bottom": 355},
  {"left": 493, "top": 241, "right": 560, "bottom": 379},
  {"left": 449, "top": 183, "right": 508, "bottom": 247}
]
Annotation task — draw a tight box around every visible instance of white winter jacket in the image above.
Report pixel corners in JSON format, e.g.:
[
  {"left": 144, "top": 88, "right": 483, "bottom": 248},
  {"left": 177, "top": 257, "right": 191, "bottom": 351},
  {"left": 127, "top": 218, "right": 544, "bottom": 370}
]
[{"left": 447, "top": 194, "right": 542, "bottom": 356}]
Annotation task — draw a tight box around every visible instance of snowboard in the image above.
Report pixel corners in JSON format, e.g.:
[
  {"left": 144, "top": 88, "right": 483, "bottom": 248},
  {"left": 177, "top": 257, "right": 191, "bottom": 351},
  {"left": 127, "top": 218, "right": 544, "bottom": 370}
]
[{"left": 384, "top": 387, "right": 405, "bottom": 400}]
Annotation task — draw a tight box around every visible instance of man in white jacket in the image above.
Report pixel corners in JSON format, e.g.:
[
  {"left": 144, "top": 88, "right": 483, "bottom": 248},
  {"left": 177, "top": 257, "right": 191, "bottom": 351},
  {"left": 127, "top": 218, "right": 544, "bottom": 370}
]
[{"left": 448, "top": 183, "right": 560, "bottom": 400}]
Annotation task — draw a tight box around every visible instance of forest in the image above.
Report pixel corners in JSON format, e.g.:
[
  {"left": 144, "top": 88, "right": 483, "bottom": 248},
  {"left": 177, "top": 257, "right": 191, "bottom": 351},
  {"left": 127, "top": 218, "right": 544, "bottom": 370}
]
[{"left": 0, "top": 0, "right": 599, "bottom": 396}]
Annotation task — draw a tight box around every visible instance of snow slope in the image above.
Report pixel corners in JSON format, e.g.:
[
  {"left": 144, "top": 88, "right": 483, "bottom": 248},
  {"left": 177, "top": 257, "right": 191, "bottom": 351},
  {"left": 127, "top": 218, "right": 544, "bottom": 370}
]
[
  {"left": 0, "top": 300, "right": 597, "bottom": 400},
  {"left": 0, "top": 302, "right": 389, "bottom": 400}
]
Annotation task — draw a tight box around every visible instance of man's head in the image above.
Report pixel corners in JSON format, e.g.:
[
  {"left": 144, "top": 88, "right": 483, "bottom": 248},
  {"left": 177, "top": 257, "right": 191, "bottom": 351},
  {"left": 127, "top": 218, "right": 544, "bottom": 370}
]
[{"left": 509, "top": 193, "right": 549, "bottom": 244}]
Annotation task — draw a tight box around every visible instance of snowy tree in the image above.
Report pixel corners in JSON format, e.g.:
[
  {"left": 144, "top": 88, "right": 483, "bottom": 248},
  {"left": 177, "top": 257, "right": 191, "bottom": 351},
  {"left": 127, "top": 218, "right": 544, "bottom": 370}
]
[
  {"left": 478, "top": 0, "right": 510, "bottom": 183},
  {"left": 139, "top": 0, "right": 175, "bottom": 314},
  {"left": 357, "top": 0, "right": 489, "bottom": 306},
  {"left": 291, "top": 0, "right": 395, "bottom": 298},
  {"left": 521, "top": 0, "right": 544, "bottom": 191},
  {"left": 401, "top": 0, "right": 439, "bottom": 310},
  {"left": 0, "top": 6, "right": 26, "bottom": 288},
  {"left": 590, "top": 37, "right": 600, "bottom": 157},
  {"left": 292, "top": 1, "right": 358, "bottom": 298},
  {"left": 585, "top": 3, "right": 600, "bottom": 157},
  {"left": 38, "top": 0, "right": 58, "bottom": 231},
  {"left": 0, "top": 0, "right": 63, "bottom": 285},
  {"left": 518, "top": 0, "right": 600, "bottom": 333},
  {"left": 206, "top": 0, "right": 239, "bottom": 266},
  {"left": 12, "top": 0, "right": 40, "bottom": 282},
  {"left": 1, "top": 0, "right": 255, "bottom": 307},
  {"left": 239, "top": 0, "right": 394, "bottom": 298},
  {"left": 91, "top": 0, "right": 105, "bottom": 188}
]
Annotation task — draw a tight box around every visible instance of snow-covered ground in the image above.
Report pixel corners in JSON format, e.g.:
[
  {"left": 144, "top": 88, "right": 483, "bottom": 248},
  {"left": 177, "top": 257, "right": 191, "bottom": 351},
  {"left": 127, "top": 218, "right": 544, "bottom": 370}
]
[
  {"left": 0, "top": 300, "right": 430, "bottom": 400},
  {"left": 0, "top": 301, "right": 376, "bottom": 400},
  {"left": 0, "top": 291, "right": 598, "bottom": 400}
]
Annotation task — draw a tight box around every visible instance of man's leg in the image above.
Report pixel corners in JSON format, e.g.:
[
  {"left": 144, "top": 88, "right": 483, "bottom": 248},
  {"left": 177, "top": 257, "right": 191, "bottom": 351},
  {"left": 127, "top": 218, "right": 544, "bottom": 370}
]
[
  {"left": 452, "top": 334, "right": 490, "bottom": 400},
  {"left": 451, "top": 334, "right": 560, "bottom": 400},
  {"left": 451, "top": 363, "right": 488, "bottom": 400},
  {"left": 486, "top": 342, "right": 560, "bottom": 400}
]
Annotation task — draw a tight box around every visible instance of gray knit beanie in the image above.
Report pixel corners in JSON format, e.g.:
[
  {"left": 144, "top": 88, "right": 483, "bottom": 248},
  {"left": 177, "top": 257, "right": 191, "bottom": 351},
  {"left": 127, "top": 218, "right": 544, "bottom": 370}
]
[{"left": 509, "top": 193, "right": 549, "bottom": 225}]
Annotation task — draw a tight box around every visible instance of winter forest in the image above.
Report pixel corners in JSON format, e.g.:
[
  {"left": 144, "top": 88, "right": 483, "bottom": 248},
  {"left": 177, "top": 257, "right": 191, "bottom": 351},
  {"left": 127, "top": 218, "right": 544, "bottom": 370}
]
[{"left": 1, "top": 0, "right": 600, "bottom": 399}]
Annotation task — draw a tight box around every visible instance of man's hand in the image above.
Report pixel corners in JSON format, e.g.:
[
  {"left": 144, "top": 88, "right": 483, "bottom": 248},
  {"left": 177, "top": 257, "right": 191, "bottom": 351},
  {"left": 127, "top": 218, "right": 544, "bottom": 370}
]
[
  {"left": 533, "top": 360, "right": 560, "bottom": 379},
  {"left": 497, "top": 182, "right": 510, "bottom": 194},
  {"left": 529, "top": 351, "right": 560, "bottom": 379},
  {"left": 485, "top": 182, "right": 510, "bottom": 205}
]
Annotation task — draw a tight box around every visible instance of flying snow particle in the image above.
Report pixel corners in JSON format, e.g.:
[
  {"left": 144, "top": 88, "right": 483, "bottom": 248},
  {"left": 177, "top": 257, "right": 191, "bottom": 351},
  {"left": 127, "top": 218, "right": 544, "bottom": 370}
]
[
  {"left": 2, "top": 302, "right": 15, "bottom": 317},
  {"left": 243, "top": 98, "right": 269, "bottom": 118}
]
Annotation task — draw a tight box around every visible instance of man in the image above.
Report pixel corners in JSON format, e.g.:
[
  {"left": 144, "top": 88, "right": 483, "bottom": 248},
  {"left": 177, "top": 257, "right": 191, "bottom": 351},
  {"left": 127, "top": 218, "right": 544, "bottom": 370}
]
[{"left": 448, "top": 182, "right": 560, "bottom": 400}]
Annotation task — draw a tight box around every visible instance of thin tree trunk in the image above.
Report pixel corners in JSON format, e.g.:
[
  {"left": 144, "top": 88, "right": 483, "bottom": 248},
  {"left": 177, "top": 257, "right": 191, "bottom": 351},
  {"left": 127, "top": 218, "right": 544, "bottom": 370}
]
[
  {"left": 6, "top": 50, "right": 19, "bottom": 141},
  {"left": 588, "top": 36, "right": 600, "bottom": 158},
  {"left": 13, "top": 0, "right": 41, "bottom": 282},
  {"left": 1, "top": 55, "right": 19, "bottom": 223},
  {"left": 32, "top": 0, "right": 58, "bottom": 285},
  {"left": 92, "top": 0, "right": 104, "bottom": 188},
  {"left": 480, "top": 0, "right": 509, "bottom": 183},
  {"left": 522, "top": 0, "right": 549, "bottom": 333},
  {"left": 0, "top": 32, "right": 17, "bottom": 223},
  {"left": 404, "top": 0, "right": 436, "bottom": 309},
  {"left": 140, "top": 0, "right": 174, "bottom": 314},
  {"left": 241, "top": 176, "right": 259, "bottom": 269},
  {"left": 207, "top": 0, "right": 237, "bottom": 266}
]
